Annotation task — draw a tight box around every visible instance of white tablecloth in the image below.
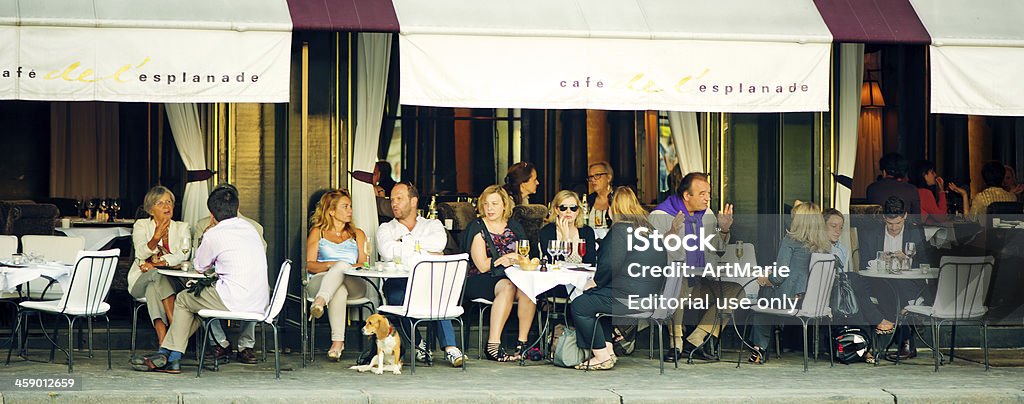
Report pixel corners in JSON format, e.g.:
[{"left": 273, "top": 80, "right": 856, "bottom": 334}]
[
  {"left": 58, "top": 227, "right": 132, "bottom": 251},
  {"left": 505, "top": 267, "right": 594, "bottom": 303},
  {"left": 0, "top": 264, "right": 72, "bottom": 294}
]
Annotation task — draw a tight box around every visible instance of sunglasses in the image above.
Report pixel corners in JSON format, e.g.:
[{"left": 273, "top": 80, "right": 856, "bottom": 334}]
[{"left": 558, "top": 205, "right": 579, "bottom": 212}]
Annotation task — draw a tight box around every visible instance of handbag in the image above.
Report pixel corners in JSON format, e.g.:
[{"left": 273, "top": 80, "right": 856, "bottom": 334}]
[
  {"left": 552, "top": 324, "right": 590, "bottom": 368},
  {"left": 479, "top": 225, "right": 508, "bottom": 278},
  {"left": 831, "top": 272, "right": 859, "bottom": 317}
]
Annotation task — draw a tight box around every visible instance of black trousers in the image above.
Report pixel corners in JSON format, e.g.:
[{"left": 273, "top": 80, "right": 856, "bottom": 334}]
[{"left": 570, "top": 287, "right": 618, "bottom": 350}]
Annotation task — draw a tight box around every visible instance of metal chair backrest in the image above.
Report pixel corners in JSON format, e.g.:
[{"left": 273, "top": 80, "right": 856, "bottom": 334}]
[
  {"left": 795, "top": 253, "right": 837, "bottom": 318},
  {"left": 22, "top": 235, "right": 85, "bottom": 264},
  {"left": 58, "top": 249, "right": 120, "bottom": 315},
  {"left": 934, "top": 256, "right": 994, "bottom": 319},
  {"left": 262, "top": 260, "right": 291, "bottom": 323},
  {"left": 400, "top": 254, "right": 469, "bottom": 320},
  {"left": 0, "top": 235, "right": 16, "bottom": 259},
  {"left": 648, "top": 267, "right": 683, "bottom": 321}
]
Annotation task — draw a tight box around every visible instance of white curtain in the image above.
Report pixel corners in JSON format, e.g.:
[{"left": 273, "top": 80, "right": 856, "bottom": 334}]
[
  {"left": 164, "top": 103, "right": 210, "bottom": 228},
  {"left": 668, "top": 111, "right": 704, "bottom": 175},
  {"left": 352, "top": 33, "right": 393, "bottom": 264},
  {"left": 835, "top": 43, "right": 864, "bottom": 214}
]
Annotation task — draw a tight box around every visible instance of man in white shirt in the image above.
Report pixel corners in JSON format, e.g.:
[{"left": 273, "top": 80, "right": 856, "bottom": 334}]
[
  {"left": 192, "top": 184, "right": 268, "bottom": 365},
  {"left": 132, "top": 185, "right": 268, "bottom": 374},
  {"left": 376, "top": 181, "right": 464, "bottom": 367}
]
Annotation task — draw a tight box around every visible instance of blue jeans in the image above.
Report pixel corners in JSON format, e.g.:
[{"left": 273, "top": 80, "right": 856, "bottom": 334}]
[{"left": 383, "top": 279, "right": 457, "bottom": 348}]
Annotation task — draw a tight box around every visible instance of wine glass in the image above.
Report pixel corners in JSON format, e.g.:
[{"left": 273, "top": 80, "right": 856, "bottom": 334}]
[
  {"left": 560, "top": 240, "right": 571, "bottom": 262},
  {"left": 547, "top": 240, "right": 561, "bottom": 263},
  {"left": 594, "top": 212, "right": 604, "bottom": 228},
  {"left": 736, "top": 241, "right": 745, "bottom": 259},
  {"left": 904, "top": 242, "right": 916, "bottom": 269},
  {"left": 576, "top": 240, "right": 586, "bottom": 259},
  {"left": 180, "top": 236, "right": 191, "bottom": 262},
  {"left": 85, "top": 199, "right": 97, "bottom": 220},
  {"left": 111, "top": 200, "right": 121, "bottom": 219},
  {"left": 517, "top": 240, "right": 530, "bottom": 257}
]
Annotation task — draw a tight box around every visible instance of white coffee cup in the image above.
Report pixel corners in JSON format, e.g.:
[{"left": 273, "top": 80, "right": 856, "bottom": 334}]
[
  {"left": 444, "top": 219, "right": 454, "bottom": 230},
  {"left": 60, "top": 218, "right": 71, "bottom": 228},
  {"left": 993, "top": 218, "right": 1001, "bottom": 226}
]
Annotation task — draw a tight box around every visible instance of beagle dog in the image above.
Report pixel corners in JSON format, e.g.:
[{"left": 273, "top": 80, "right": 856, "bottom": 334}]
[{"left": 349, "top": 313, "right": 402, "bottom": 375}]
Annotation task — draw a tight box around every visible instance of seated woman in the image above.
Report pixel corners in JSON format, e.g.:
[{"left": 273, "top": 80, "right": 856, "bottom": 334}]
[
  {"left": 570, "top": 187, "right": 666, "bottom": 370},
  {"left": 909, "top": 160, "right": 969, "bottom": 224},
  {"left": 503, "top": 162, "right": 539, "bottom": 206},
  {"left": 129, "top": 186, "right": 191, "bottom": 345},
  {"left": 462, "top": 185, "right": 536, "bottom": 362},
  {"left": 305, "top": 189, "right": 368, "bottom": 361},
  {"left": 748, "top": 201, "right": 832, "bottom": 364},
  {"left": 539, "top": 190, "right": 597, "bottom": 265}
]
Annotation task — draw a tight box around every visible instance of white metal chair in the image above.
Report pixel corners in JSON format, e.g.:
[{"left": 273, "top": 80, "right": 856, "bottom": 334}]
[
  {"left": 379, "top": 254, "right": 469, "bottom": 373},
  {"left": 21, "top": 235, "right": 85, "bottom": 300},
  {"left": 750, "top": 253, "right": 837, "bottom": 372},
  {"left": 197, "top": 260, "right": 291, "bottom": 378},
  {"left": 299, "top": 267, "right": 376, "bottom": 367},
  {"left": 129, "top": 297, "right": 147, "bottom": 357},
  {"left": 590, "top": 260, "right": 684, "bottom": 374},
  {"left": 5, "top": 249, "right": 120, "bottom": 373},
  {"left": 903, "top": 256, "right": 994, "bottom": 371}
]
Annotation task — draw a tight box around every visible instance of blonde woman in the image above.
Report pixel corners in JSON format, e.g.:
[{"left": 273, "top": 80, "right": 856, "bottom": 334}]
[
  {"left": 129, "top": 186, "right": 191, "bottom": 345},
  {"left": 306, "top": 189, "right": 368, "bottom": 361},
  {"left": 460, "top": 185, "right": 536, "bottom": 362},
  {"left": 570, "top": 187, "right": 666, "bottom": 370},
  {"left": 539, "top": 190, "right": 597, "bottom": 265},
  {"left": 748, "top": 201, "right": 832, "bottom": 364}
]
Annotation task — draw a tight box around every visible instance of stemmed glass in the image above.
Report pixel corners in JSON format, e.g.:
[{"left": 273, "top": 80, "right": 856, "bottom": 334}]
[
  {"left": 904, "top": 242, "right": 917, "bottom": 270},
  {"left": 576, "top": 240, "right": 586, "bottom": 260},
  {"left": 517, "top": 240, "right": 530, "bottom": 257},
  {"left": 547, "top": 240, "right": 561, "bottom": 264},
  {"left": 180, "top": 236, "right": 191, "bottom": 269},
  {"left": 560, "top": 241, "right": 572, "bottom": 262},
  {"left": 110, "top": 200, "right": 121, "bottom": 219},
  {"left": 85, "top": 199, "right": 97, "bottom": 220},
  {"left": 736, "top": 241, "right": 745, "bottom": 259}
]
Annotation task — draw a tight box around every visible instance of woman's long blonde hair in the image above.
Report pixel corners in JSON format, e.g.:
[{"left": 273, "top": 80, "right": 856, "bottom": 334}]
[
  {"left": 787, "top": 201, "right": 831, "bottom": 253},
  {"left": 545, "top": 190, "right": 585, "bottom": 227},
  {"left": 310, "top": 189, "right": 355, "bottom": 239},
  {"left": 609, "top": 187, "right": 650, "bottom": 227}
]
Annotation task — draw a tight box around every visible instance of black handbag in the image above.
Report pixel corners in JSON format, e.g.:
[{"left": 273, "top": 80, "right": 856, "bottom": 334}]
[{"left": 831, "top": 271, "right": 859, "bottom": 317}]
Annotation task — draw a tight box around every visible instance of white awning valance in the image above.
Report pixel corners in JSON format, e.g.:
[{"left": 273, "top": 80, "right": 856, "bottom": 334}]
[
  {"left": 911, "top": 0, "right": 1024, "bottom": 116},
  {"left": 0, "top": 0, "right": 292, "bottom": 103},
  {"left": 394, "top": 0, "right": 833, "bottom": 112}
]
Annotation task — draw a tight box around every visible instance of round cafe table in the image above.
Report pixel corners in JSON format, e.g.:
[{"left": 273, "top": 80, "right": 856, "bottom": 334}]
[
  {"left": 341, "top": 265, "right": 409, "bottom": 305},
  {"left": 858, "top": 267, "right": 938, "bottom": 365},
  {"left": 504, "top": 265, "right": 595, "bottom": 365}
]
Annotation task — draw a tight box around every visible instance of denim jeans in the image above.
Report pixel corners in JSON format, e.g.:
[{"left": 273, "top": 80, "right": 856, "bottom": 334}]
[{"left": 383, "top": 279, "right": 457, "bottom": 348}]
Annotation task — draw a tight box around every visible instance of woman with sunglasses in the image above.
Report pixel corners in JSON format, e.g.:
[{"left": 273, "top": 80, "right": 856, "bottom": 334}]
[
  {"left": 586, "top": 161, "right": 614, "bottom": 226},
  {"left": 540, "top": 190, "right": 597, "bottom": 265}
]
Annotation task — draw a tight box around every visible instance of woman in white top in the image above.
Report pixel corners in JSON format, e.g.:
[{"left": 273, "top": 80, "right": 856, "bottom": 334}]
[{"left": 128, "top": 186, "right": 191, "bottom": 345}]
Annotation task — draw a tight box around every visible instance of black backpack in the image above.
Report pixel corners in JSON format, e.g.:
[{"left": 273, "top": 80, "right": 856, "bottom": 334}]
[{"left": 833, "top": 327, "right": 871, "bottom": 364}]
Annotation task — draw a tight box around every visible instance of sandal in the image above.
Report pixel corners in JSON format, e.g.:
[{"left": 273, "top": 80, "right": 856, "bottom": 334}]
[
  {"left": 748, "top": 346, "right": 766, "bottom": 364},
  {"left": 326, "top": 349, "right": 343, "bottom": 362},
  {"left": 574, "top": 357, "right": 615, "bottom": 370},
  {"left": 485, "top": 342, "right": 517, "bottom": 362},
  {"left": 513, "top": 340, "right": 527, "bottom": 361},
  {"left": 864, "top": 352, "right": 876, "bottom": 364}
]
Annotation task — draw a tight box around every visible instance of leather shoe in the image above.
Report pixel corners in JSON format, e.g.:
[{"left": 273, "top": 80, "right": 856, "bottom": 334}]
[
  {"left": 236, "top": 348, "right": 259, "bottom": 365},
  {"left": 884, "top": 340, "right": 917, "bottom": 362},
  {"left": 686, "top": 343, "right": 719, "bottom": 361},
  {"left": 205, "top": 344, "right": 232, "bottom": 363},
  {"left": 662, "top": 348, "right": 684, "bottom": 363}
]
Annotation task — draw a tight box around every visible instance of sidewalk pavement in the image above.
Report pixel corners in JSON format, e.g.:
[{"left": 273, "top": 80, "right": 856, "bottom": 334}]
[{"left": 1, "top": 348, "right": 1022, "bottom": 403}]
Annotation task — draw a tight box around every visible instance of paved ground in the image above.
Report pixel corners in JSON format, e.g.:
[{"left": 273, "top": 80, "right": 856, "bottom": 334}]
[{"left": 1, "top": 347, "right": 1022, "bottom": 403}]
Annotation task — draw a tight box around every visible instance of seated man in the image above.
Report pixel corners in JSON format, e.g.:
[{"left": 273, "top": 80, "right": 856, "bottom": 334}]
[
  {"left": 192, "top": 183, "right": 268, "bottom": 366},
  {"left": 132, "top": 186, "right": 268, "bottom": 373},
  {"left": 376, "top": 181, "right": 465, "bottom": 367},
  {"left": 649, "top": 172, "right": 735, "bottom": 362},
  {"left": 866, "top": 153, "right": 921, "bottom": 214},
  {"left": 853, "top": 196, "right": 934, "bottom": 361},
  {"left": 971, "top": 161, "right": 1018, "bottom": 220}
]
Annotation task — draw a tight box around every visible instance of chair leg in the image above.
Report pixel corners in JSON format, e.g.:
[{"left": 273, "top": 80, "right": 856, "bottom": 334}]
[
  {"left": 455, "top": 317, "right": 466, "bottom": 372},
  {"left": 648, "top": 320, "right": 654, "bottom": 360},
  {"left": 310, "top": 315, "right": 316, "bottom": 363},
  {"left": 982, "top": 320, "right": 990, "bottom": 371},
  {"left": 948, "top": 321, "right": 956, "bottom": 364},
  {"left": 261, "top": 323, "right": 267, "bottom": 362},
  {"left": 50, "top": 316, "right": 60, "bottom": 363},
  {"left": 827, "top": 318, "right": 834, "bottom": 368},
  {"left": 801, "top": 319, "right": 809, "bottom": 372},
  {"left": 410, "top": 319, "right": 421, "bottom": 374},
  {"left": 272, "top": 323, "right": 281, "bottom": 379},
  {"left": 658, "top": 322, "right": 665, "bottom": 375},
  {"left": 477, "top": 306, "right": 487, "bottom": 360},
  {"left": 105, "top": 316, "right": 111, "bottom": 370},
  {"left": 197, "top": 319, "right": 211, "bottom": 378},
  {"left": 5, "top": 309, "right": 23, "bottom": 365},
  {"left": 66, "top": 316, "right": 76, "bottom": 373},
  {"left": 87, "top": 317, "right": 94, "bottom": 358},
  {"left": 130, "top": 303, "right": 141, "bottom": 358},
  {"left": 932, "top": 320, "right": 940, "bottom": 372}
]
